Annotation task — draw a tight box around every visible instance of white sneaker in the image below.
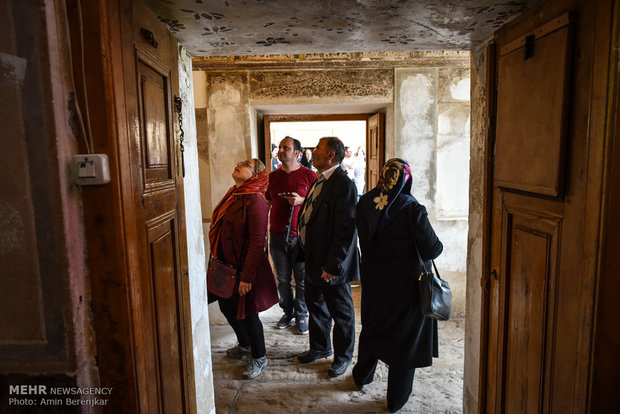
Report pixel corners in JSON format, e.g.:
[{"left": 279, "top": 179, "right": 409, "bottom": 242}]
[{"left": 243, "top": 356, "right": 268, "bottom": 379}]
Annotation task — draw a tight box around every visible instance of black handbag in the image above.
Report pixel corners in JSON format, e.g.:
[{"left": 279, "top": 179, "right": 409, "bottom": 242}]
[
  {"left": 413, "top": 240, "right": 452, "bottom": 321},
  {"left": 206, "top": 256, "right": 238, "bottom": 298}
]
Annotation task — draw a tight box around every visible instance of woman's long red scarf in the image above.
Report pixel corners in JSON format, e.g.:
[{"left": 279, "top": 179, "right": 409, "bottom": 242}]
[{"left": 208, "top": 170, "right": 269, "bottom": 257}]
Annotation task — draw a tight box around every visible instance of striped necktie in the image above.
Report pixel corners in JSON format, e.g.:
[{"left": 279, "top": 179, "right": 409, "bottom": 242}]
[{"left": 298, "top": 174, "right": 325, "bottom": 246}]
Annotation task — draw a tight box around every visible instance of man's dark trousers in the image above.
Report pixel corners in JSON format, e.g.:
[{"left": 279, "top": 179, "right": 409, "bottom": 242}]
[
  {"left": 270, "top": 233, "right": 307, "bottom": 319},
  {"left": 305, "top": 279, "right": 355, "bottom": 364}
]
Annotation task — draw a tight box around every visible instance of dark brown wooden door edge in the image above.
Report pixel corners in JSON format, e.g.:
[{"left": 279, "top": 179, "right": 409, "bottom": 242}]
[{"left": 588, "top": 0, "right": 620, "bottom": 411}]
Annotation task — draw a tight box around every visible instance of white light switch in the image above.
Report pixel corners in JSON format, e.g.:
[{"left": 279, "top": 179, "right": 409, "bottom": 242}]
[{"left": 73, "top": 154, "right": 110, "bottom": 185}]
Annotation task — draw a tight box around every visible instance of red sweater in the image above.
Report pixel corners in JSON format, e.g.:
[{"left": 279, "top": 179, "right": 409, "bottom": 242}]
[{"left": 266, "top": 166, "right": 317, "bottom": 236}]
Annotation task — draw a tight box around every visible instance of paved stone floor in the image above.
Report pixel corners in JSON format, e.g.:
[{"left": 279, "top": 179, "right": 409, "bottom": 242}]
[{"left": 209, "top": 285, "right": 464, "bottom": 413}]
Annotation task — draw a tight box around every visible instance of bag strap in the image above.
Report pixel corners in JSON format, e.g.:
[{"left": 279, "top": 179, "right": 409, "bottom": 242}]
[{"left": 409, "top": 209, "right": 442, "bottom": 279}]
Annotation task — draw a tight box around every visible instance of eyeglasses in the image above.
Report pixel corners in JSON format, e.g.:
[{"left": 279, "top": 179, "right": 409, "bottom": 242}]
[{"left": 237, "top": 160, "right": 255, "bottom": 174}]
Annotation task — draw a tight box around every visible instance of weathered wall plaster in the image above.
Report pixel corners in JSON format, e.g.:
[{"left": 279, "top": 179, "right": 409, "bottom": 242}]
[
  {"left": 437, "top": 105, "right": 470, "bottom": 219},
  {"left": 206, "top": 73, "right": 250, "bottom": 212},
  {"left": 394, "top": 67, "right": 470, "bottom": 318},
  {"left": 178, "top": 47, "right": 215, "bottom": 414},
  {"left": 463, "top": 44, "right": 488, "bottom": 414},
  {"left": 395, "top": 70, "right": 437, "bottom": 207}
]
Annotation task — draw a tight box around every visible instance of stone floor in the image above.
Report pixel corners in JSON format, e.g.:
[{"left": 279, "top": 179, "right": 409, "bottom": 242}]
[{"left": 209, "top": 285, "right": 464, "bottom": 413}]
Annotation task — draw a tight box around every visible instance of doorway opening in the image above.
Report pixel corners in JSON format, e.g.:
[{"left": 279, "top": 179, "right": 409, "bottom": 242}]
[
  {"left": 268, "top": 118, "right": 367, "bottom": 194},
  {"left": 263, "top": 113, "right": 387, "bottom": 198}
]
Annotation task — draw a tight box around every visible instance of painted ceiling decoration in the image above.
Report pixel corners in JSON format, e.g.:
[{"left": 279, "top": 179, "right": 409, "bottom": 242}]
[{"left": 145, "top": 0, "right": 537, "bottom": 57}]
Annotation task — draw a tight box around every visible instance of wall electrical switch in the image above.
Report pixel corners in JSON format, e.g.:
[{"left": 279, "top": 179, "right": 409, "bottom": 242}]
[
  {"left": 78, "top": 160, "right": 96, "bottom": 178},
  {"left": 73, "top": 154, "right": 110, "bottom": 185}
]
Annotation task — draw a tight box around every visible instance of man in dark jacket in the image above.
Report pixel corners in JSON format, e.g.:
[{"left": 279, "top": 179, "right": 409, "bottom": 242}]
[{"left": 296, "top": 136, "right": 360, "bottom": 377}]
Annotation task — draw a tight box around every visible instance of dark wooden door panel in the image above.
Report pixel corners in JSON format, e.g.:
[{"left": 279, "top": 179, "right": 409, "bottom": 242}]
[
  {"left": 497, "top": 195, "right": 561, "bottom": 413},
  {"left": 494, "top": 13, "right": 573, "bottom": 197},
  {"left": 148, "top": 218, "right": 184, "bottom": 413},
  {"left": 367, "top": 112, "right": 384, "bottom": 190},
  {"left": 138, "top": 57, "right": 174, "bottom": 185},
  {"left": 135, "top": 51, "right": 186, "bottom": 410}
]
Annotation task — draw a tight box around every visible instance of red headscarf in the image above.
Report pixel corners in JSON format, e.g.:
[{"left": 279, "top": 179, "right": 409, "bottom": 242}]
[{"left": 208, "top": 170, "right": 269, "bottom": 256}]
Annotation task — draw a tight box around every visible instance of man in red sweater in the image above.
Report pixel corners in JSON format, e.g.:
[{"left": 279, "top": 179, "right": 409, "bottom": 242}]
[{"left": 266, "top": 136, "right": 317, "bottom": 334}]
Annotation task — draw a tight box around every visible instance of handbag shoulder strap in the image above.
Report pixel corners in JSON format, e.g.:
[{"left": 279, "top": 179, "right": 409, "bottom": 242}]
[{"left": 409, "top": 206, "right": 441, "bottom": 279}]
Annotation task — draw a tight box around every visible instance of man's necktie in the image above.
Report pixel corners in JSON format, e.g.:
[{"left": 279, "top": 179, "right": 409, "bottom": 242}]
[{"left": 298, "top": 175, "right": 325, "bottom": 246}]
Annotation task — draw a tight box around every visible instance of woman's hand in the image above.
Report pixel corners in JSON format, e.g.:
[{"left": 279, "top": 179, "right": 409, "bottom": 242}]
[{"left": 238, "top": 281, "right": 253, "bottom": 296}]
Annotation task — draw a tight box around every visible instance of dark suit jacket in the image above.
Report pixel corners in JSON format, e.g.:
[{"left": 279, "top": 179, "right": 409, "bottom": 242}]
[{"left": 298, "top": 166, "right": 360, "bottom": 285}]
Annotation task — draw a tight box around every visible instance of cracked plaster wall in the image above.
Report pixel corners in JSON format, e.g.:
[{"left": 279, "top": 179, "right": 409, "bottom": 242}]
[
  {"left": 395, "top": 67, "right": 470, "bottom": 318},
  {"left": 205, "top": 72, "right": 251, "bottom": 213},
  {"left": 178, "top": 48, "right": 215, "bottom": 414}
]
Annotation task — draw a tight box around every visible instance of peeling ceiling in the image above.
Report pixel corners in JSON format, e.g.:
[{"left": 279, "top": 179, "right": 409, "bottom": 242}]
[{"left": 145, "top": 0, "right": 538, "bottom": 57}]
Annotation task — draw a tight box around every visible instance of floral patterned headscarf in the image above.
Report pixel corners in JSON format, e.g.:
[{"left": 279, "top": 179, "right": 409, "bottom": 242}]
[{"left": 359, "top": 158, "right": 415, "bottom": 237}]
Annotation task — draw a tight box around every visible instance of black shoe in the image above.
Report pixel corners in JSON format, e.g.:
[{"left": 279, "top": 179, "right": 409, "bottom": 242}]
[
  {"left": 276, "top": 314, "right": 294, "bottom": 329},
  {"left": 352, "top": 375, "right": 364, "bottom": 391},
  {"left": 328, "top": 359, "right": 351, "bottom": 377},
  {"left": 297, "top": 349, "right": 332, "bottom": 363},
  {"left": 387, "top": 397, "right": 408, "bottom": 413}
]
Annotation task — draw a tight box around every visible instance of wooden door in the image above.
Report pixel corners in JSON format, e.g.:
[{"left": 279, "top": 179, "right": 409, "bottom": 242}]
[
  {"left": 482, "top": 0, "right": 615, "bottom": 412},
  {"left": 120, "top": 1, "right": 194, "bottom": 412},
  {"left": 366, "top": 113, "right": 384, "bottom": 190}
]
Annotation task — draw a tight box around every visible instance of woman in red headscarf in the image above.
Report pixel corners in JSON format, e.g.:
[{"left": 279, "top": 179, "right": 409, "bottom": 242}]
[{"left": 208, "top": 158, "right": 278, "bottom": 380}]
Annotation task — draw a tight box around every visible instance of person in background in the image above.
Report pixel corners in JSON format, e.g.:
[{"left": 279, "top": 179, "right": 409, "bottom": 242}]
[
  {"left": 296, "top": 137, "right": 360, "bottom": 378},
  {"left": 351, "top": 148, "right": 366, "bottom": 199},
  {"left": 208, "top": 158, "right": 279, "bottom": 379},
  {"left": 342, "top": 146, "right": 355, "bottom": 179},
  {"left": 271, "top": 144, "right": 281, "bottom": 170},
  {"left": 266, "top": 136, "right": 317, "bottom": 334},
  {"left": 300, "top": 147, "right": 314, "bottom": 170},
  {"left": 352, "top": 158, "right": 443, "bottom": 412}
]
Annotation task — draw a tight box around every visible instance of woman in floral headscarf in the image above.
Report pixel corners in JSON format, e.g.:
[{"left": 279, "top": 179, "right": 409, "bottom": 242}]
[
  {"left": 352, "top": 158, "right": 443, "bottom": 413},
  {"left": 208, "top": 158, "right": 278, "bottom": 380}
]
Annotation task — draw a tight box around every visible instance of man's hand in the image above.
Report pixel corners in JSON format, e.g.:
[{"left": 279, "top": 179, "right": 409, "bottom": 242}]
[
  {"left": 283, "top": 192, "right": 304, "bottom": 206},
  {"left": 239, "top": 281, "right": 252, "bottom": 296},
  {"left": 321, "top": 270, "right": 337, "bottom": 282}
]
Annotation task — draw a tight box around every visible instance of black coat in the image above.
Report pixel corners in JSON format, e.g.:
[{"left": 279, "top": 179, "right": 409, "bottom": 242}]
[
  {"left": 356, "top": 199, "right": 443, "bottom": 368},
  {"left": 298, "top": 166, "right": 360, "bottom": 285}
]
